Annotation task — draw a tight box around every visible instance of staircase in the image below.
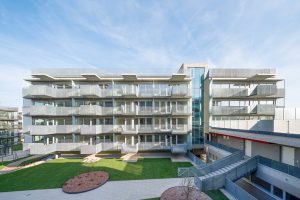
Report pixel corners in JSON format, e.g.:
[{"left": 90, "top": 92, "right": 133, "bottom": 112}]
[{"left": 198, "top": 159, "right": 246, "bottom": 181}]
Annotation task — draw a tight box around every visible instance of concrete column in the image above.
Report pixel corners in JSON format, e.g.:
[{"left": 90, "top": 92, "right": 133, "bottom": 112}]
[
  {"left": 52, "top": 136, "right": 55, "bottom": 144},
  {"left": 46, "top": 138, "right": 49, "bottom": 145},
  {"left": 176, "top": 135, "right": 178, "bottom": 144},
  {"left": 159, "top": 135, "right": 161, "bottom": 143},
  {"left": 165, "top": 135, "right": 168, "bottom": 146},
  {"left": 170, "top": 136, "right": 173, "bottom": 145},
  {"left": 270, "top": 185, "right": 274, "bottom": 194},
  {"left": 283, "top": 191, "right": 287, "bottom": 200},
  {"left": 125, "top": 137, "right": 127, "bottom": 146},
  {"left": 132, "top": 136, "right": 135, "bottom": 146},
  {"left": 131, "top": 118, "right": 134, "bottom": 129},
  {"left": 72, "top": 133, "right": 76, "bottom": 143}
]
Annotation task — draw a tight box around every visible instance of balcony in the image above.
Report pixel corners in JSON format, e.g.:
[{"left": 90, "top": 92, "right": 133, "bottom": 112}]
[
  {"left": 138, "top": 107, "right": 153, "bottom": 115},
  {"left": 137, "top": 142, "right": 171, "bottom": 151},
  {"left": 80, "top": 143, "right": 102, "bottom": 154},
  {"left": 113, "top": 85, "right": 137, "bottom": 97},
  {"left": 27, "top": 125, "right": 80, "bottom": 135},
  {"left": 79, "top": 85, "right": 102, "bottom": 97},
  {"left": 171, "top": 88, "right": 191, "bottom": 97},
  {"left": 212, "top": 88, "right": 248, "bottom": 98},
  {"left": 172, "top": 124, "right": 189, "bottom": 134},
  {"left": 211, "top": 106, "right": 248, "bottom": 115},
  {"left": 26, "top": 142, "right": 84, "bottom": 154},
  {"left": 79, "top": 105, "right": 113, "bottom": 115},
  {"left": 251, "top": 104, "right": 275, "bottom": 115},
  {"left": 171, "top": 105, "right": 190, "bottom": 115},
  {"left": 171, "top": 143, "right": 188, "bottom": 153},
  {"left": 114, "top": 106, "right": 137, "bottom": 115},
  {"left": 24, "top": 106, "right": 77, "bottom": 116},
  {"left": 23, "top": 85, "right": 78, "bottom": 98},
  {"left": 80, "top": 125, "right": 114, "bottom": 135},
  {"left": 252, "top": 85, "right": 285, "bottom": 98}
]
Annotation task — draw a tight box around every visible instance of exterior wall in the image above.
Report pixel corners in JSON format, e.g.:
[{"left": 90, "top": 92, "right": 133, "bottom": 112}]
[
  {"left": 216, "top": 135, "right": 244, "bottom": 150},
  {"left": 295, "top": 148, "right": 300, "bottom": 168},
  {"left": 251, "top": 141, "right": 280, "bottom": 161},
  {"left": 23, "top": 69, "right": 193, "bottom": 154},
  {"left": 281, "top": 146, "right": 295, "bottom": 166},
  {"left": 255, "top": 164, "right": 300, "bottom": 198}
]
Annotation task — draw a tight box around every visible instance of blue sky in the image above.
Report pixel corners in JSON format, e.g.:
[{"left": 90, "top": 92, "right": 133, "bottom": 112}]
[{"left": 0, "top": 0, "right": 300, "bottom": 108}]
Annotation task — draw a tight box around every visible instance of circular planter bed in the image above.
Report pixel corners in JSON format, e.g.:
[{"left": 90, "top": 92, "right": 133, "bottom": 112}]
[
  {"left": 160, "top": 186, "right": 211, "bottom": 200},
  {"left": 62, "top": 171, "right": 109, "bottom": 194}
]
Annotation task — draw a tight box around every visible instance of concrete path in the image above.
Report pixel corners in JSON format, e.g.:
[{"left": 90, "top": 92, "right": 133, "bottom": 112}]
[{"left": 0, "top": 178, "right": 185, "bottom": 200}]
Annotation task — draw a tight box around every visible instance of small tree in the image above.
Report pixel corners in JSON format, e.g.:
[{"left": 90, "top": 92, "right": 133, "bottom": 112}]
[{"left": 181, "top": 169, "right": 196, "bottom": 200}]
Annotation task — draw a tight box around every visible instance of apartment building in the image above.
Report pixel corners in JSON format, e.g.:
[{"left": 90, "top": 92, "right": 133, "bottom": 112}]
[
  {"left": 23, "top": 69, "right": 193, "bottom": 154},
  {"left": 0, "top": 106, "right": 20, "bottom": 155}
]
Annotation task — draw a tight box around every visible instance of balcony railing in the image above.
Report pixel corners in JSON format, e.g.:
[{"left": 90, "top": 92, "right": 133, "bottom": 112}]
[
  {"left": 80, "top": 125, "right": 114, "bottom": 135},
  {"left": 172, "top": 124, "right": 189, "bottom": 134},
  {"left": 211, "top": 106, "right": 248, "bottom": 115},
  {"left": 137, "top": 142, "right": 171, "bottom": 150},
  {"left": 24, "top": 106, "right": 77, "bottom": 116},
  {"left": 27, "top": 125, "right": 80, "bottom": 135},
  {"left": 172, "top": 105, "right": 190, "bottom": 115},
  {"left": 251, "top": 104, "right": 275, "bottom": 115},
  {"left": 138, "top": 107, "right": 153, "bottom": 115},
  {"left": 212, "top": 88, "right": 248, "bottom": 98}
]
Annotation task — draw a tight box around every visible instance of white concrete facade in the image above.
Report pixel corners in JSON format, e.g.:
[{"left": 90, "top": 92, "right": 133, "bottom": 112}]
[{"left": 23, "top": 69, "right": 193, "bottom": 154}]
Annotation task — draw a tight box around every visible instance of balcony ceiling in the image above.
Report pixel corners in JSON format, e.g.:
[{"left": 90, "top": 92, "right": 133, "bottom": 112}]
[{"left": 246, "top": 74, "right": 276, "bottom": 81}]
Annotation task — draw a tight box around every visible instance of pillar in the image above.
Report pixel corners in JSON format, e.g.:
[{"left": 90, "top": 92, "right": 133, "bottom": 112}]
[
  {"left": 90, "top": 137, "right": 93, "bottom": 145},
  {"left": 176, "top": 135, "right": 178, "bottom": 144},
  {"left": 165, "top": 135, "right": 168, "bottom": 146},
  {"left": 132, "top": 136, "right": 135, "bottom": 146},
  {"left": 46, "top": 138, "right": 49, "bottom": 145},
  {"left": 270, "top": 185, "right": 274, "bottom": 194},
  {"left": 125, "top": 137, "right": 127, "bottom": 146}
]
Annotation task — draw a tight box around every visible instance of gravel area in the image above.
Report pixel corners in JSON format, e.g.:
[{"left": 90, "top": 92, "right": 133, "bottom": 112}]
[
  {"left": 62, "top": 171, "right": 109, "bottom": 194},
  {"left": 160, "top": 186, "right": 211, "bottom": 200}
]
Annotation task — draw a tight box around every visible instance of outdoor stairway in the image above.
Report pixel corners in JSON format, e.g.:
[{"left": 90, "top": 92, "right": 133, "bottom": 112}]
[{"left": 198, "top": 159, "right": 246, "bottom": 181}]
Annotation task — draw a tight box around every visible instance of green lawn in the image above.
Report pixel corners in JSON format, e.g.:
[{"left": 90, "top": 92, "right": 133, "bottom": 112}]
[
  {"left": 0, "top": 158, "right": 191, "bottom": 192},
  {"left": 205, "top": 190, "right": 229, "bottom": 200}
]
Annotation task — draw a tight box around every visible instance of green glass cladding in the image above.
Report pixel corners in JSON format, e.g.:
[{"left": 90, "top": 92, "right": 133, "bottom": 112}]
[{"left": 189, "top": 67, "right": 205, "bottom": 145}]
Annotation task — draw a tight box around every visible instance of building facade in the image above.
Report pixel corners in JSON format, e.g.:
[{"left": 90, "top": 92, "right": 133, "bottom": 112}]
[
  {"left": 0, "top": 107, "right": 20, "bottom": 155},
  {"left": 23, "top": 69, "right": 193, "bottom": 154}
]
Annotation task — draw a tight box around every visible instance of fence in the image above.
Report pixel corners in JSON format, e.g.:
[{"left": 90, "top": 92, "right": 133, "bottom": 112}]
[{"left": 258, "top": 156, "right": 300, "bottom": 179}]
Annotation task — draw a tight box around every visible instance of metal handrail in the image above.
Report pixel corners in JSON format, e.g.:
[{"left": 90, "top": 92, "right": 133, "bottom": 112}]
[{"left": 211, "top": 127, "right": 300, "bottom": 139}]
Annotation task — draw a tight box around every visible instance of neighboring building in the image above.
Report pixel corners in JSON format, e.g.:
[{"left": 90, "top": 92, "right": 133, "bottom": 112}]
[
  {"left": 0, "top": 107, "right": 20, "bottom": 156},
  {"left": 23, "top": 69, "right": 193, "bottom": 154}
]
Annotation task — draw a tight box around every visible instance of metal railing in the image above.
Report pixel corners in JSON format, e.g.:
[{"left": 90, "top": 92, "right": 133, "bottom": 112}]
[
  {"left": 258, "top": 156, "right": 300, "bottom": 179},
  {"left": 193, "top": 150, "right": 244, "bottom": 177},
  {"left": 225, "top": 178, "right": 257, "bottom": 200},
  {"left": 210, "top": 127, "right": 300, "bottom": 139},
  {"left": 212, "top": 88, "right": 249, "bottom": 98},
  {"left": 196, "top": 156, "right": 258, "bottom": 191},
  {"left": 187, "top": 151, "right": 206, "bottom": 167},
  {"left": 211, "top": 106, "right": 249, "bottom": 115}
]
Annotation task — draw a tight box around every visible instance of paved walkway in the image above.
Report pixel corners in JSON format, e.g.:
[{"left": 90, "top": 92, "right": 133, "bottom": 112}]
[
  {"left": 0, "top": 178, "right": 186, "bottom": 200},
  {"left": 0, "top": 155, "right": 49, "bottom": 175}
]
